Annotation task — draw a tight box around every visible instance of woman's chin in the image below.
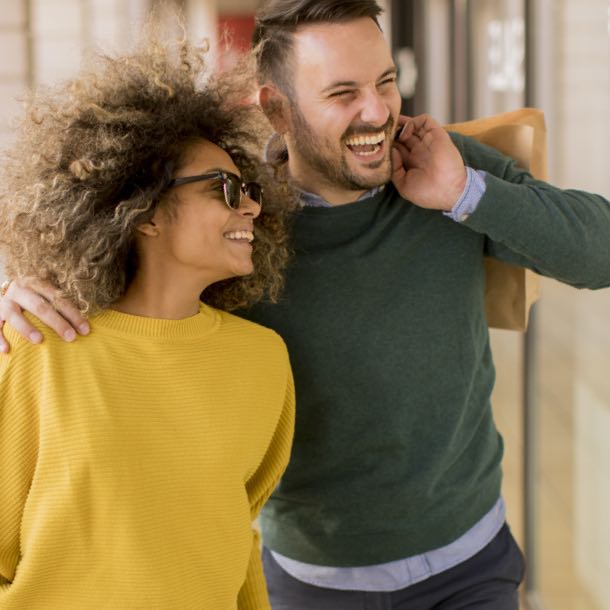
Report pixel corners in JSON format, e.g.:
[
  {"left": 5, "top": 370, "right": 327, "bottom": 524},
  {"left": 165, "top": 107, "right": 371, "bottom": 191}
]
[{"left": 211, "top": 263, "right": 254, "bottom": 284}]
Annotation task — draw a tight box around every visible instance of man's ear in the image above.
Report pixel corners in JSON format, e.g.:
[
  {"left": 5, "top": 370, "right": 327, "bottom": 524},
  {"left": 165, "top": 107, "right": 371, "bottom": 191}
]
[{"left": 258, "top": 85, "right": 290, "bottom": 134}]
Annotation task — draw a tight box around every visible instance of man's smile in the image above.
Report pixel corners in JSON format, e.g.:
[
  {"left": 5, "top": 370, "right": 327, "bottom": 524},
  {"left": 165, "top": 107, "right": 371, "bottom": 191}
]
[{"left": 344, "top": 131, "right": 386, "bottom": 157}]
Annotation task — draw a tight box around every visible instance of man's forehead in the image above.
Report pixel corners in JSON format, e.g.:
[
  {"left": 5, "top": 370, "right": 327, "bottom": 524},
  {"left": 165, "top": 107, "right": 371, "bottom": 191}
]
[{"left": 291, "top": 18, "right": 393, "bottom": 85}]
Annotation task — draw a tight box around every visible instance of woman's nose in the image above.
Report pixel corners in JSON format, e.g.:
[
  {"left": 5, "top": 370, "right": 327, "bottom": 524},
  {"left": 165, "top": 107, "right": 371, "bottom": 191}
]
[{"left": 237, "top": 194, "right": 261, "bottom": 219}]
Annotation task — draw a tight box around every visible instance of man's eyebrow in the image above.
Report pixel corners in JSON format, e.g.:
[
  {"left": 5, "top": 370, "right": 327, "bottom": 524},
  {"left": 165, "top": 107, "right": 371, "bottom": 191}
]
[
  {"left": 378, "top": 67, "right": 398, "bottom": 81},
  {"left": 321, "top": 67, "right": 398, "bottom": 94},
  {"left": 321, "top": 80, "right": 358, "bottom": 94}
]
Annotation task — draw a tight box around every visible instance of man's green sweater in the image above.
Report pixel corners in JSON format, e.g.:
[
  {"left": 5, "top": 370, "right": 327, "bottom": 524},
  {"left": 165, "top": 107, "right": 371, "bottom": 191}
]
[{"left": 241, "top": 133, "right": 610, "bottom": 566}]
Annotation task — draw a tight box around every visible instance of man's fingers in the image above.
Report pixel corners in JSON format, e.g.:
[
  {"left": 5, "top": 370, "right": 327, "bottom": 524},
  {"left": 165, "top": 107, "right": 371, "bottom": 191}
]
[
  {"left": 0, "top": 320, "right": 8, "bottom": 353},
  {"left": 402, "top": 135, "right": 422, "bottom": 151},
  {"left": 410, "top": 113, "right": 441, "bottom": 132},
  {"left": 45, "top": 294, "right": 89, "bottom": 336},
  {"left": 392, "top": 138, "right": 409, "bottom": 155},
  {"left": 28, "top": 295, "right": 78, "bottom": 342},
  {"left": 1, "top": 280, "right": 82, "bottom": 342},
  {"left": 19, "top": 278, "right": 87, "bottom": 334},
  {"left": 0, "top": 300, "right": 43, "bottom": 344},
  {"left": 395, "top": 118, "right": 414, "bottom": 142},
  {"left": 391, "top": 147, "right": 407, "bottom": 175}
]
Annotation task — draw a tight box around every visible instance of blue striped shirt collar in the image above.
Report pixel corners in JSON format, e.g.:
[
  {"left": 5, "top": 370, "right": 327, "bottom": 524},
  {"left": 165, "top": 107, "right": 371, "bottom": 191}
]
[{"left": 299, "top": 185, "right": 386, "bottom": 208}]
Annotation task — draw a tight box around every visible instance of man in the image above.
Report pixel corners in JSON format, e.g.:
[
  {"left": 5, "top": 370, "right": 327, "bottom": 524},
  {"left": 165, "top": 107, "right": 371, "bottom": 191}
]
[{"left": 2, "top": 1, "right": 610, "bottom": 609}]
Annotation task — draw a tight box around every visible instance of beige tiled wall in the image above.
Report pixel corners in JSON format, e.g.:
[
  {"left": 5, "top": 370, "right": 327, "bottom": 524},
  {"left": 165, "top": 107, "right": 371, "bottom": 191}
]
[
  {"left": 30, "top": 0, "right": 83, "bottom": 84},
  {"left": 536, "top": 1, "right": 609, "bottom": 609},
  {"left": 554, "top": 0, "right": 610, "bottom": 194},
  {"left": 0, "top": 0, "right": 29, "bottom": 148},
  {"left": 533, "top": 282, "right": 610, "bottom": 610},
  {"left": 491, "top": 2, "right": 609, "bottom": 609}
]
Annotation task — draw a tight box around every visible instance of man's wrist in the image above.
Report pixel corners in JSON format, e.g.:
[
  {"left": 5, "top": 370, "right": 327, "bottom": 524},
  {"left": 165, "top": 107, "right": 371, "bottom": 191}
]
[{"left": 444, "top": 167, "right": 487, "bottom": 222}]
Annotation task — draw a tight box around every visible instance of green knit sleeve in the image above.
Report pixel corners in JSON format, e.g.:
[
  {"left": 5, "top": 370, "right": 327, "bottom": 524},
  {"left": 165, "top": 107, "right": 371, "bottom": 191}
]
[
  {"left": 453, "top": 133, "right": 610, "bottom": 289},
  {"left": 0, "top": 335, "right": 39, "bottom": 587},
  {"left": 237, "top": 361, "right": 295, "bottom": 610}
]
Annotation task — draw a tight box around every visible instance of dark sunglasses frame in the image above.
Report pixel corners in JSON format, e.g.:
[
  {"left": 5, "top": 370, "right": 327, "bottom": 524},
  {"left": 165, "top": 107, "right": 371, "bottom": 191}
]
[{"left": 168, "top": 170, "right": 263, "bottom": 210}]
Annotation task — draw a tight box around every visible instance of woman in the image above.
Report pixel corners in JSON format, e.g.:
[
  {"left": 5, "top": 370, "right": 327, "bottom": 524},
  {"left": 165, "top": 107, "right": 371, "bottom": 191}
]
[{"left": 0, "top": 27, "right": 294, "bottom": 610}]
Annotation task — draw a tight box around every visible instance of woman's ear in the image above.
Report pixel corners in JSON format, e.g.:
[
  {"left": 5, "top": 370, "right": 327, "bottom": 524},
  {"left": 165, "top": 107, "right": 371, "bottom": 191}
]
[
  {"left": 135, "top": 219, "right": 160, "bottom": 238},
  {"left": 258, "top": 85, "right": 290, "bottom": 134}
]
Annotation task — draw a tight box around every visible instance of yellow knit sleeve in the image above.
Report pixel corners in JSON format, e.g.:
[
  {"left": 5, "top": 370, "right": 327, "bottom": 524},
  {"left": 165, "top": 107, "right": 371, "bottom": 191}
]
[
  {"left": 0, "top": 340, "right": 39, "bottom": 586},
  {"left": 237, "top": 365, "right": 295, "bottom": 610}
]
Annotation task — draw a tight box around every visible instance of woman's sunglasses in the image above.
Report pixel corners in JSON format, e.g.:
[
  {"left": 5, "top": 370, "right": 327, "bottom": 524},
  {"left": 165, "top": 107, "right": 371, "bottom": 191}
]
[{"left": 168, "top": 171, "right": 263, "bottom": 210}]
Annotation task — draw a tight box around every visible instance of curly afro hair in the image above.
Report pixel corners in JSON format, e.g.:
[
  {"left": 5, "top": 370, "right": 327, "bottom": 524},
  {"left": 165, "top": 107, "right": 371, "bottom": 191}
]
[{"left": 0, "top": 20, "right": 295, "bottom": 314}]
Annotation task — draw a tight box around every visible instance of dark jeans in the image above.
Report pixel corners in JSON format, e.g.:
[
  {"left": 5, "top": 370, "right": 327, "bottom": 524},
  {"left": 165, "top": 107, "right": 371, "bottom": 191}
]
[{"left": 262, "top": 523, "right": 525, "bottom": 610}]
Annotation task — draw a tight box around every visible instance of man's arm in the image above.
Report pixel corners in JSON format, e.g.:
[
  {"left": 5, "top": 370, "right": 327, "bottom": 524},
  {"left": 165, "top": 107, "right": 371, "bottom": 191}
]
[
  {"left": 392, "top": 114, "right": 610, "bottom": 290},
  {"left": 0, "top": 278, "right": 89, "bottom": 352},
  {"left": 451, "top": 133, "right": 610, "bottom": 289}
]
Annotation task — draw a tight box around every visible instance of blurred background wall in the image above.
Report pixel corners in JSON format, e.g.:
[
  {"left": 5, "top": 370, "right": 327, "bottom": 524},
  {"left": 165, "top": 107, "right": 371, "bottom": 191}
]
[{"left": 1, "top": 1, "right": 609, "bottom": 609}]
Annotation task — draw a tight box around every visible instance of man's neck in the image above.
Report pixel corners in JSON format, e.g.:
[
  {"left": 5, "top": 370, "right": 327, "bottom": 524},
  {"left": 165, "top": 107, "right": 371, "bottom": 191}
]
[
  {"left": 299, "top": 185, "right": 368, "bottom": 206},
  {"left": 288, "top": 159, "right": 368, "bottom": 207}
]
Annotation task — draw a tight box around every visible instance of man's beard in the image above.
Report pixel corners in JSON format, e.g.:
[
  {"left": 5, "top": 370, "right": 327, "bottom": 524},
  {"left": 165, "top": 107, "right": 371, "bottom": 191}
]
[{"left": 289, "top": 102, "right": 393, "bottom": 192}]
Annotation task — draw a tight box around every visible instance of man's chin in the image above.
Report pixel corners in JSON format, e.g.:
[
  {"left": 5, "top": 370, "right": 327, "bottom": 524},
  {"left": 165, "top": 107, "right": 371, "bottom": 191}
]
[{"left": 346, "top": 161, "right": 392, "bottom": 190}]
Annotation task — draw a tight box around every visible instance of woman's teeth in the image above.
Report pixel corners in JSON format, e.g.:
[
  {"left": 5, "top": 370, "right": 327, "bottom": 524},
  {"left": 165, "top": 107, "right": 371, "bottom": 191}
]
[{"left": 224, "top": 230, "right": 254, "bottom": 242}]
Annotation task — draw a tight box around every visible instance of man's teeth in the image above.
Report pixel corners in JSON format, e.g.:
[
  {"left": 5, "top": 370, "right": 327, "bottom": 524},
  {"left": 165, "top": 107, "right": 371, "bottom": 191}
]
[
  {"left": 225, "top": 230, "right": 254, "bottom": 242},
  {"left": 344, "top": 132, "right": 386, "bottom": 146}
]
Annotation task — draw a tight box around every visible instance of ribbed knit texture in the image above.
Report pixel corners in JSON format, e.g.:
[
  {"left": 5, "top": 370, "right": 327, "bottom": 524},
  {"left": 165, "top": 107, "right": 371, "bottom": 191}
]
[
  {"left": 0, "top": 304, "right": 294, "bottom": 609},
  {"left": 241, "top": 133, "right": 610, "bottom": 566}
]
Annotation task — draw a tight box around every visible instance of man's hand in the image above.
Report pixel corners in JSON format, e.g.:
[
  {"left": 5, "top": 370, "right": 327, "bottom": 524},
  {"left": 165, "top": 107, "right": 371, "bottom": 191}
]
[
  {"left": 0, "top": 277, "right": 89, "bottom": 353},
  {"left": 392, "top": 114, "right": 467, "bottom": 211}
]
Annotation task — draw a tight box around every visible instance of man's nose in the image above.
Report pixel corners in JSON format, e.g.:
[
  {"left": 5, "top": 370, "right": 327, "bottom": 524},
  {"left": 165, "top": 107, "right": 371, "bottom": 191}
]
[{"left": 358, "top": 87, "right": 390, "bottom": 127}]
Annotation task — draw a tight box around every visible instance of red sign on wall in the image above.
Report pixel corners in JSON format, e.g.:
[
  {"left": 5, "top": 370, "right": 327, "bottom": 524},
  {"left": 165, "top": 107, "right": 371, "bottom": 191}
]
[{"left": 218, "top": 15, "right": 255, "bottom": 72}]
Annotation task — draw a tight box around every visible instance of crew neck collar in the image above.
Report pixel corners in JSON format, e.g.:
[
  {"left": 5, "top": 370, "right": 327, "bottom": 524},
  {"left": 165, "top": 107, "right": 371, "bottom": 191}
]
[{"left": 91, "top": 302, "right": 220, "bottom": 339}]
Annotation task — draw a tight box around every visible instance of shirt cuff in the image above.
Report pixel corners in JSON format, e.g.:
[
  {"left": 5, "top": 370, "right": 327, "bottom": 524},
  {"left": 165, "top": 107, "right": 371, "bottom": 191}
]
[{"left": 443, "top": 167, "right": 487, "bottom": 222}]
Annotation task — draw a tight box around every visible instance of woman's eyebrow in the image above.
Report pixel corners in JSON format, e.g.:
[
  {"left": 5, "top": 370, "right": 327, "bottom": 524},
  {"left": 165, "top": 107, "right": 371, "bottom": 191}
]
[{"left": 184, "top": 167, "right": 240, "bottom": 178}]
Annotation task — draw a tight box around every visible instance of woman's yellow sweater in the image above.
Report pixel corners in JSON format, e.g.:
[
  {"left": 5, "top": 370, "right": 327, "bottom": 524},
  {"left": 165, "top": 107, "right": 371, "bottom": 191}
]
[{"left": 0, "top": 304, "right": 294, "bottom": 609}]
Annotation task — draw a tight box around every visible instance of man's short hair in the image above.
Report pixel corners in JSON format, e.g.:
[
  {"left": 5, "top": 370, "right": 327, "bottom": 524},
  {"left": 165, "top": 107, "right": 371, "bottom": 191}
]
[{"left": 253, "top": 0, "right": 383, "bottom": 92}]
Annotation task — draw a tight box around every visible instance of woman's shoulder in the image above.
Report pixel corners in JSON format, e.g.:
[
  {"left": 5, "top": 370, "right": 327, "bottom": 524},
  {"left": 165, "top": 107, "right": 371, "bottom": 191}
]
[
  {"left": 215, "top": 309, "right": 289, "bottom": 354},
  {"left": 0, "top": 313, "right": 64, "bottom": 381},
  {"left": 3, "top": 312, "right": 63, "bottom": 354}
]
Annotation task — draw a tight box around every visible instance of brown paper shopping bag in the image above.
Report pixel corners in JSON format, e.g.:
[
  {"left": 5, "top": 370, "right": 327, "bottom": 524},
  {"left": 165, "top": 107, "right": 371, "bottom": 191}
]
[{"left": 445, "top": 108, "right": 547, "bottom": 331}]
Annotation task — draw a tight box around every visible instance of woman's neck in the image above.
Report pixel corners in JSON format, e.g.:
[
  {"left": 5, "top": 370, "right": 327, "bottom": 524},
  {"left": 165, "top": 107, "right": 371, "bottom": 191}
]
[{"left": 111, "top": 272, "right": 207, "bottom": 320}]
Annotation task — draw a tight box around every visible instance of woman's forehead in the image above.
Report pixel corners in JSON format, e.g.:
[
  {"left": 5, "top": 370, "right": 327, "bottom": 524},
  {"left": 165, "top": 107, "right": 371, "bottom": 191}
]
[{"left": 179, "top": 139, "right": 240, "bottom": 176}]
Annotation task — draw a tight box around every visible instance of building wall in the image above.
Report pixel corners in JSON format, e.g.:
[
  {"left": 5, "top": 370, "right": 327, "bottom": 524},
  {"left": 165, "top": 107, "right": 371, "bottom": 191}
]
[
  {"left": 0, "top": 0, "right": 29, "bottom": 148},
  {"left": 536, "top": 2, "right": 610, "bottom": 608}
]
